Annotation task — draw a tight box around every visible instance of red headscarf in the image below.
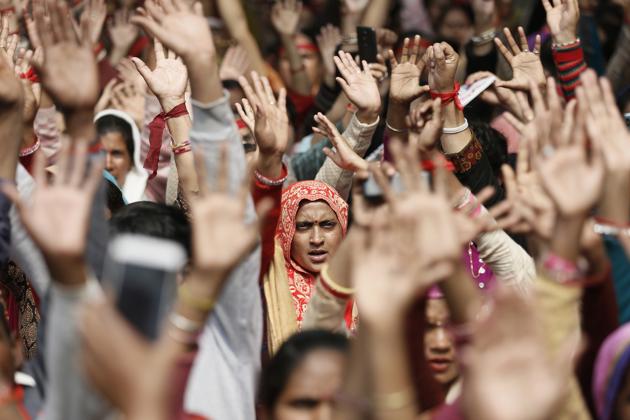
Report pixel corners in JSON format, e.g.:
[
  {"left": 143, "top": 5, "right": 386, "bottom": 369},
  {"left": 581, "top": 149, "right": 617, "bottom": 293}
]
[{"left": 276, "top": 181, "right": 348, "bottom": 323}]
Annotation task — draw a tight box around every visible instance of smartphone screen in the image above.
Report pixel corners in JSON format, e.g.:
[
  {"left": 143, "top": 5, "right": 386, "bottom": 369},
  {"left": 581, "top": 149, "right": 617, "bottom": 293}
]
[
  {"left": 357, "top": 26, "right": 378, "bottom": 64},
  {"left": 104, "top": 235, "right": 186, "bottom": 340}
]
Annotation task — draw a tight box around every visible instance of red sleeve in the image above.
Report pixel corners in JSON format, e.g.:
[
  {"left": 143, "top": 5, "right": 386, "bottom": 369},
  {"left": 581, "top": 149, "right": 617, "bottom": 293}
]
[
  {"left": 552, "top": 39, "right": 588, "bottom": 100},
  {"left": 252, "top": 165, "right": 287, "bottom": 283}
]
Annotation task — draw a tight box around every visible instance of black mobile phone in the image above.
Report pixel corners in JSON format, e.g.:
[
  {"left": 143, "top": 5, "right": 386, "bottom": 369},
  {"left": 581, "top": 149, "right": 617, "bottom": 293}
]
[
  {"left": 624, "top": 113, "right": 630, "bottom": 129},
  {"left": 103, "top": 234, "right": 186, "bottom": 340},
  {"left": 362, "top": 171, "right": 432, "bottom": 203},
  {"left": 357, "top": 26, "right": 378, "bottom": 64}
]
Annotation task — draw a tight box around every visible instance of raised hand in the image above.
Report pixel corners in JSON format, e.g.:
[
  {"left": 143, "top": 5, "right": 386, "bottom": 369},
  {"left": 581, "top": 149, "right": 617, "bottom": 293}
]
[
  {"left": 110, "top": 82, "right": 145, "bottom": 129},
  {"left": 577, "top": 70, "right": 630, "bottom": 224},
  {"left": 494, "top": 27, "right": 545, "bottom": 90},
  {"left": 490, "top": 157, "right": 556, "bottom": 240},
  {"left": 131, "top": 39, "right": 188, "bottom": 110},
  {"left": 15, "top": 49, "right": 41, "bottom": 126},
  {"left": 219, "top": 45, "right": 251, "bottom": 82},
  {"left": 1, "top": 142, "right": 102, "bottom": 284},
  {"left": 32, "top": 0, "right": 99, "bottom": 110},
  {"left": 536, "top": 104, "right": 604, "bottom": 217},
  {"left": 316, "top": 24, "right": 342, "bottom": 87},
  {"left": 234, "top": 96, "right": 255, "bottom": 135},
  {"left": 461, "top": 287, "right": 574, "bottom": 420},
  {"left": 116, "top": 58, "right": 147, "bottom": 94},
  {"left": 0, "top": 49, "right": 22, "bottom": 110},
  {"left": 108, "top": 9, "right": 139, "bottom": 62},
  {"left": 271, "top": 0, "right": 302, "bottom": 36},
  {"left": 131, "top": 0, "right": 215, "bottom": 63},
  {"left": 334, "top": 50, "right": 381, "bottom": 120},
  {"left": 542, "top": 0, "right": 580, "bottom": 44},
  {"left": 312, "top": 112, "right": 368, "bottom": 172},
  {"left": 81, "top": 0, "right": 107, "bottom": 46},
  {"left": 190, "top": 151, "right": 269, "bottom": 279},
  {"left": 407, "top": 98, "right": 443, "bottom": 154},
  {"left": 354, "top": 144, "right": 460, "bottom": 326},
  {"left": 237, "top": 72, "right": 289, "bottom": 159},
  {"left": 426, "top": 42, "right": 459, "bottom": 93},
  {"left": 387, "top": 36, "right": 429, "bottom": 105}
]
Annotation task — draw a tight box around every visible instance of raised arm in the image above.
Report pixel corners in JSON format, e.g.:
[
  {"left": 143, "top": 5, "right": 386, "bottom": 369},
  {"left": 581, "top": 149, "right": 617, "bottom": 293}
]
[
  {"left": 131, "top": 40, "right": 197, "bottom": 198},
  {"left": 270, "top": 0, "right": 311, "bottom": 96},
  {"left": 215, "top": 0, "right": 267, "bottom": 76},
  {"left": 132, "top": 4, "right": 265, "bottom": 417},
  {"left": 315, "top": 51, "right": 380, "bottom": 200},
  {"left": 236, "top": 71, "right": 290, "bottom": 278},
  {"left": 543, "top": 0, "right": 587, "bottom": 100}
]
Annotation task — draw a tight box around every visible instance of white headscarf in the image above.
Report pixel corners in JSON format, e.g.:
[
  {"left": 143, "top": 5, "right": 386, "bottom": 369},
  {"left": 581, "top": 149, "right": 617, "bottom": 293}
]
[{"left": 94, "top": 109, "right": 148, "bottom": 203}]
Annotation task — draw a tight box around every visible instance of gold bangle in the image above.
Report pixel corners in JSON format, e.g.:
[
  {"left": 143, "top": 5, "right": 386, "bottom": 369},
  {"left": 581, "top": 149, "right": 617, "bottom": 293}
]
[
  {"left": 320, "top": 265, "right": 354, "bottom": 297},
  {"left": 178, "top": 284, "right": 215, "bottom": 312},
  {"left": 373, "top": 388, "right": 415, "bottom": 411}
]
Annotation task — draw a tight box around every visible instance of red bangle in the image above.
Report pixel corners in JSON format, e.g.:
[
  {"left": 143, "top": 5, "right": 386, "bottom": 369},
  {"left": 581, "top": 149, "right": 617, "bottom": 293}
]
[
  {"left": 173, "top": 141, "right": 192, "bottom": 156},
  {"left": 430, "top": 82, "right": 463, "bottom": 110},
  {"left": 420, "top": 159, "right": 455, "bottom": 172}
]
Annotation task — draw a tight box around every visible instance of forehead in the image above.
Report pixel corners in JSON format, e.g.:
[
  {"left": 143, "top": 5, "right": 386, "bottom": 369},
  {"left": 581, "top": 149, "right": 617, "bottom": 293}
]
[
  {"left": 295, "top": 200, "right": 338, "bottom": 221},
  {"left": 100, "top": 132, "right": 127, "bottom": 150},
  {"left": 426, "top": 298, "right": 450, "bottom": 321},
  {"left": 283, "top": 349, "right": 345, "bottom": 396}
]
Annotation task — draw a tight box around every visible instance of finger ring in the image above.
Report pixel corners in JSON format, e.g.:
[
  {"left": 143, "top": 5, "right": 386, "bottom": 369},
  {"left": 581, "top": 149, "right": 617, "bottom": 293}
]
[{"left": 523, "top": 48, "right": 529, "bottom": 53}]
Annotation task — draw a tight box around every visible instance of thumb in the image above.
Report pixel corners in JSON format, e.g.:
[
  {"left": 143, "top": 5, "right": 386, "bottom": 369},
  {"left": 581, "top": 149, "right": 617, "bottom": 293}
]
[{"left": 130, "top": 57, "right": 152, "bottom": 83}]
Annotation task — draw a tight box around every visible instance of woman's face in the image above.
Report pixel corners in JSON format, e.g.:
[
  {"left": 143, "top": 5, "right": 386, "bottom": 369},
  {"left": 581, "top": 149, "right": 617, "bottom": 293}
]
[
  {"left": 279, "top": 34, "right": 322, "bottom": 92},
  {"left": 424, "top": 298, "right": 459, "bottom": 387},
  {"left": 272, "top": 349, "right": 345, "bottom": 420},
  {"left": 291, "top": 201, "right": 343, "bottom": 274},
  {"left": 101, "top": 132, "right": 132, "bottom": 187},
  {"left": 614, "top": 366, "right": 630, "bottom": 420},
  {"left": 439, "top": 9, "right": 473, "bottom": 49}
]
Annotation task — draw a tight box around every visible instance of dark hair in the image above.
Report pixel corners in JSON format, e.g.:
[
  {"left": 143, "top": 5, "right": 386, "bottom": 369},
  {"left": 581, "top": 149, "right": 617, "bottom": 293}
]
[
  {"left": 96, "top": 115, "right": 135, "bottom": 161},
  {"left": 259, "top": 330, "right": 348, "bottom": 410},
  {"left": 108, "top": 202, "right": 191, "bottom": 257},
  {"left": 470, "top": 121, "right": 508, "bottom": 178},
  {"left": 104, "top": 177, "right": 126, "bottom": 216}
]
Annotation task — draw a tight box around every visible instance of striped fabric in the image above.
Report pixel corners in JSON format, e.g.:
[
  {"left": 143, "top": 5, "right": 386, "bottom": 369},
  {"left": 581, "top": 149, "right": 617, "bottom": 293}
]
[{"left": 552, "top": 39, "right": 588, "bottom": 100}]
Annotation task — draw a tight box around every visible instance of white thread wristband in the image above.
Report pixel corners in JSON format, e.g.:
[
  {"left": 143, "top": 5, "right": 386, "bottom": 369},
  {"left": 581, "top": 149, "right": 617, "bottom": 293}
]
[{"left": 442, "top": 119, "right": 469, "bottom": 134}]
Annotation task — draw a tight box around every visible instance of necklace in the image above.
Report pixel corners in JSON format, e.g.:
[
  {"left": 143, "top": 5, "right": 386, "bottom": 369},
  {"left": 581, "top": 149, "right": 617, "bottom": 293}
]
[{"left": 467, "top": 243, "right": 486, "bottom": 288}]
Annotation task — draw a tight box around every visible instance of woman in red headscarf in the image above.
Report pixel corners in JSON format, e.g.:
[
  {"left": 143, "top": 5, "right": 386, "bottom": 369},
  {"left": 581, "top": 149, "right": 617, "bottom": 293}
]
[{"left": 254, "top": 178, "right": 348, "bottom": 355}]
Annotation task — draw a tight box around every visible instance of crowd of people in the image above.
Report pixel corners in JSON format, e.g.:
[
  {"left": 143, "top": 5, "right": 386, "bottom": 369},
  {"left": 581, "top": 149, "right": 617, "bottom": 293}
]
[{"left": 0, "top": 0, "right": 627, "bottom": 418}]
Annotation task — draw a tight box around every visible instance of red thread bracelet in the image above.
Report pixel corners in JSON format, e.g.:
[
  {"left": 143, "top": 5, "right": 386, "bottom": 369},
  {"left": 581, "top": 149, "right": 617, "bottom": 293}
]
[
  {"left": 144, "top": 103, "right": 189, "bottom": 179},
  {"left": 430, "top": 82, "right": 463, "bottom": 111}
]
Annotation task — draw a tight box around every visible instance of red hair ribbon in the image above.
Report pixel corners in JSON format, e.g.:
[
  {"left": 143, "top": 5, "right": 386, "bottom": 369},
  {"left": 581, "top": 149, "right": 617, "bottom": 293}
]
[
  {"left": 144, "top": 103, "right": 189, "bottom": 179},
  {"left": 19, "top": 67, "right": 39, "bottom": 83},
  {"left": 430, "top": 82, "right": 463, "bottom": 111}
]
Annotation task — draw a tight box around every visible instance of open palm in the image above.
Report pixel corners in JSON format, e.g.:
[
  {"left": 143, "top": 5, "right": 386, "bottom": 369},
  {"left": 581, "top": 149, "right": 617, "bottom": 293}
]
[
  {"left": 334, "top": 51, "right": 381, "bottom": 113},
  {"left": 388, "top": 36, "right": 428, "bottom": 104},
  {"left": 131, "top": 0, "right": 214, "bottom": 61},
  {"left": 131, "top": 41, "right": 188, "bottom": 102}
]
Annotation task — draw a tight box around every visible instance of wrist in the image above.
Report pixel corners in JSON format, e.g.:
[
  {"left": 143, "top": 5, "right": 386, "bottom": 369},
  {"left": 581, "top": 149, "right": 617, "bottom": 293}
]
[
  {"left": 257, "top": 152, "right": 285, "bottom": 179},
  {"left": 552, "top": 31, "right": 578, "bottom": 45},
  {"left": 47, "top": 258, "right": 87, "bottom": 286},
  {"left": 551, "top": 215, "right": 587, "bottom": 261},
  {"left": 159, "top": 96, "right": 186, "bottom": 113},
  {"left": 356, "top": 108, "right": 379, "bottom": 124}
]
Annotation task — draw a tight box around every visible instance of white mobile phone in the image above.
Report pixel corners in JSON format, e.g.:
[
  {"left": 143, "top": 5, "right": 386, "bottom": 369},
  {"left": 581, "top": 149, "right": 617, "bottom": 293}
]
[{"left": 103, "top": 234, "right": 187, "bottom": 340}]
